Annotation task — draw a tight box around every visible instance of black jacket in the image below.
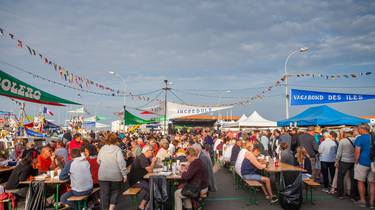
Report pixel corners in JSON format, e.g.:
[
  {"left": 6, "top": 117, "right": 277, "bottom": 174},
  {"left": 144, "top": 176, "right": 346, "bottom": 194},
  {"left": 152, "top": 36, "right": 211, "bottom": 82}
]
[{"left": 5, "top": 163, "right": 34, "bottom": 190}]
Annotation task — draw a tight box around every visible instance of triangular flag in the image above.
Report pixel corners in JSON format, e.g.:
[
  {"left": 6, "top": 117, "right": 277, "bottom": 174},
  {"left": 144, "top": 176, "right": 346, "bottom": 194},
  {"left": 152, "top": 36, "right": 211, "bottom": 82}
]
[
  {"left": 26, "top": 46, "right": 33, "bottom": 55},
  {"left": 17, "top": 40, "right": 23, "bottom": 48},
  {"left": 8, "top": 33, "right": 14, "bottom": 39},
  {"left": 0, "top": 28, "right": 4, "bottom": 36}
]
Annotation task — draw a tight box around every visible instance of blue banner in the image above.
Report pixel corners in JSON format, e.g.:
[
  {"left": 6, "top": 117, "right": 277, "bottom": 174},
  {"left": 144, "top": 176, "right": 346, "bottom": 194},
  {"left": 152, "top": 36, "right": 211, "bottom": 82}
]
[
  {"left": 26, "top": 128, "right": 47, "bottom": 137},
  {"left": 291, "top": 89, "right": 375, "bottom": 106}
]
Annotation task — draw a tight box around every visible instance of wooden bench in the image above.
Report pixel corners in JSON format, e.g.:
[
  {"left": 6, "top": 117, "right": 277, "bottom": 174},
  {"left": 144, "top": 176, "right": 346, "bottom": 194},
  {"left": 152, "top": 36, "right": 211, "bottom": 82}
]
[
  {"left": 67, "top": 187, "right": 100, "bottom": 209},
  {"left": 244, "top": 180, "right": 263, "bottom": 205},
  {"left": 303, "top": 179, "right": 320, "bottom": 204},
  {"left": 123, "top": 187, "right": 141, "bottom": 210}
]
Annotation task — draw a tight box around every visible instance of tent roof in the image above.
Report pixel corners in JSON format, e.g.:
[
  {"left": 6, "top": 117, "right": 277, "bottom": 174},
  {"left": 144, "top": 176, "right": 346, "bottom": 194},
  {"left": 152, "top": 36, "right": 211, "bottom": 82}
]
[
  {"left": 240, "top": 111, "right": 277, "bottom": 127},
  {"left": 223, "top": 111, "right": 276, "bottom": 127},
  {"left": 237, "top": 114, "right": 248, "bottom": 122},
  {"left": 277, "top": 105, "right": 370, "bottom": 126}
]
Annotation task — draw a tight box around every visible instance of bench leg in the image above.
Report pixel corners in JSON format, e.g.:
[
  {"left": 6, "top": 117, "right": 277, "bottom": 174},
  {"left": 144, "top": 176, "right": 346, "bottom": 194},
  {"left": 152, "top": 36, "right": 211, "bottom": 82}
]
[
  {"left": 247, "top": 187, "right": 257, "bottom": 205},
  {"left": 55, "top": 184, "right": 60, "bottom": 210}
]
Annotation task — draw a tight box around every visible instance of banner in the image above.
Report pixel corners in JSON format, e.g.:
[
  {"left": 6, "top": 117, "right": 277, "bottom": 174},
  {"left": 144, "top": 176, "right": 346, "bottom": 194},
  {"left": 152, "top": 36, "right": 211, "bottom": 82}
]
[
  {"left": 26, "top": 128, "right": 47, "bottom": 138},
  {"left": 291, "top": 89, "right": 375, "bottom": 106},
  {"left": 142, "top": 101, "right": 233, "bottom": 119},
  {"left": 124, "top": 110, "right": 149, "bottom": 125},
  {"left": 0, "top": 70, "right": 80, "bottom": 106}
]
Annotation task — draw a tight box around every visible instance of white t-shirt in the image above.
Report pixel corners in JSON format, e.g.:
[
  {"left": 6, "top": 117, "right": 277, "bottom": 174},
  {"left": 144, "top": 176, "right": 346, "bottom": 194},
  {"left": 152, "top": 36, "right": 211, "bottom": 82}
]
[{"left": 223, "top": 144, "right": 234, "bottom": 162}]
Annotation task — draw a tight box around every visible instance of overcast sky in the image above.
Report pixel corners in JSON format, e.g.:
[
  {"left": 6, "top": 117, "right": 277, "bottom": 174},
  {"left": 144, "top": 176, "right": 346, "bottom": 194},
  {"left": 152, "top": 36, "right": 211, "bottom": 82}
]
[{"left": 0, "top": 0, "right": 374, "bottom": 124}]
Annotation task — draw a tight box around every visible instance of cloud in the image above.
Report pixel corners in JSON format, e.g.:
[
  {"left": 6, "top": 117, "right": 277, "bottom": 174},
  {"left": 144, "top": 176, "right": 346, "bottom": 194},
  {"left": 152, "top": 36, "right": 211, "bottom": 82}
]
[{"left": 0, "top": 0, "right": 374, "bottom": 120}]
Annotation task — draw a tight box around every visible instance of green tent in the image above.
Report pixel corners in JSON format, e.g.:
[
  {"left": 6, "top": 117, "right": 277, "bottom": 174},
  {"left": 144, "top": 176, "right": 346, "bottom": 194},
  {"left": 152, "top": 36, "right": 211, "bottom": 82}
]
[{"left": 0, "top": 70, "right": 80, "bottom": 106}]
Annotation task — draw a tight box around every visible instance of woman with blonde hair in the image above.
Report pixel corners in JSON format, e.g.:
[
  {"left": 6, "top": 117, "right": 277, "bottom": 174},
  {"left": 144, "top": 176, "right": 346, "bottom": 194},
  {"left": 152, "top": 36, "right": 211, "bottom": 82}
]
[{"left": 296, "top": 146, "right": 312, "bottom": 179}]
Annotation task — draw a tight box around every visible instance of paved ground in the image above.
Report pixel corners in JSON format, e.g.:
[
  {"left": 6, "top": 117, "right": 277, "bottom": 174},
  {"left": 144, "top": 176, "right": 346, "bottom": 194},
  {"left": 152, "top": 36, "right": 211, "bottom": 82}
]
[
  {"left": 115, "top": 166, "right": 367, "bottom": 210},
  {"left": 203, "top": 168, "right": 365, "bottom": 210}
]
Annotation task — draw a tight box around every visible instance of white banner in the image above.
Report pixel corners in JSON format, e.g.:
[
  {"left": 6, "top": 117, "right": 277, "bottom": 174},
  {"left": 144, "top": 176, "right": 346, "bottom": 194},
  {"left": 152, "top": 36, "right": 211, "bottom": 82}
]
[{"left": 141, "top": 101, "right": 233, "bottom": 119}]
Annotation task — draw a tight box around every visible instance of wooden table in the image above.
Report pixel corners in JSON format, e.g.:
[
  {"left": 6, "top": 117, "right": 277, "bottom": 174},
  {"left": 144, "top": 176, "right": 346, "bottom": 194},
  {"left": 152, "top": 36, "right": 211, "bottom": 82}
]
[
  {"left": 144, "top": 172, "right": 182, "bottom": 209},
  {"left": 144, "top": 172, "right": 182, "bottom": 180},
  {"left": 20, "top": 177, "right": 68, "bottom": 210},
  {"left": 0, "top": 166, "right": 15, "bottom": 173},
  {"left": 265, "top": 162, "right": 307, "bottom": 173}
]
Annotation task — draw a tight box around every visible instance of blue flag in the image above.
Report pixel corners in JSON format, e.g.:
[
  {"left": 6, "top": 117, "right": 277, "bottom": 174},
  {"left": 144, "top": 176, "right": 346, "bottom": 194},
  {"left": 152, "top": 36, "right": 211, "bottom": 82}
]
[{"left": 291, "top": 89, "right": 375, "bottom": 106}]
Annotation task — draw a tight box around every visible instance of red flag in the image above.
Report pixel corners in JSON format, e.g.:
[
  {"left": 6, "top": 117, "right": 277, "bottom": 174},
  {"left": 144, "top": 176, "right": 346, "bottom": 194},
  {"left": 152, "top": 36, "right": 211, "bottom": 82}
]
[{"left": 140, "top": 111, "right": 154, "bottom": 115}]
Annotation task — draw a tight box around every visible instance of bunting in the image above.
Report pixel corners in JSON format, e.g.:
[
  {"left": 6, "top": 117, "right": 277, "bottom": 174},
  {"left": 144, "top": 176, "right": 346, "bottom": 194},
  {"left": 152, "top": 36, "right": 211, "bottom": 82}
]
[
  {"left": 288, "top": 72, "right": 372, "bottom": 80},
  {"left": 0, "top": 26, "right": 116, "bottom": 93}
]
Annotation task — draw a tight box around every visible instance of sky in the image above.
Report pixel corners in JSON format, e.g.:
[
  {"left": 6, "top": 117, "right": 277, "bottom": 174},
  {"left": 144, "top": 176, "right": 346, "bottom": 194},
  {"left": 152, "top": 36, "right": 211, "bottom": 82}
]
[{"left": 0, "top": 0, "right": 375, "bottom": 125}]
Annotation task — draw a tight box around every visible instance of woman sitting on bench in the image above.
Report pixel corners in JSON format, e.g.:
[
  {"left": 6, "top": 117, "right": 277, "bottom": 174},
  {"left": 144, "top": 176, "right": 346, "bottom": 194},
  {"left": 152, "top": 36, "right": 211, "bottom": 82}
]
[{"left": 241, "top": 143, "right": 278, "bottom": 204}]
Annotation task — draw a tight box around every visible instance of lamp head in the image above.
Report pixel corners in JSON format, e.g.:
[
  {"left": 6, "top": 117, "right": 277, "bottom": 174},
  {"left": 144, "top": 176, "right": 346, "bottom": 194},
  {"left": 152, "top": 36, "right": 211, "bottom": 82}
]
[
  {"left": 108, "top": 71, "right": 115, "bottom": 75},
  {"left": 299, "top": 47, "right": 309, "bottom": 52}
]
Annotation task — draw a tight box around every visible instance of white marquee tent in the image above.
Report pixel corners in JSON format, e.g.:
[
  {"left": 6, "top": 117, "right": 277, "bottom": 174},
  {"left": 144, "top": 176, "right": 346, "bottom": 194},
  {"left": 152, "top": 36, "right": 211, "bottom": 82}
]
[{"left": 223, "top": 111, "right": 277, "bottom": 128}]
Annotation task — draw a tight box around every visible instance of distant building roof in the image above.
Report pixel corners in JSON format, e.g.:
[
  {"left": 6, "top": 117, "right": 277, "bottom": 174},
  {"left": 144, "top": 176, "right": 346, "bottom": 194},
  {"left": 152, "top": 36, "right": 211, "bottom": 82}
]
[
  {"left": 177, "top": 115, "right": 240, "bottom": 121},
  {"left": 361, "top": 116, "right": 375, "bottom": 119}
]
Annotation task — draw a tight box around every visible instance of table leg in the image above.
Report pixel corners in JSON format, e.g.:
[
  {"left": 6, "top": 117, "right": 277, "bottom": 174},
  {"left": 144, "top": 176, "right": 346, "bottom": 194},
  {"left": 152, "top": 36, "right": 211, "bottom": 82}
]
[{"left": 55, "top": 184, "right": 60, "bottom": 210}]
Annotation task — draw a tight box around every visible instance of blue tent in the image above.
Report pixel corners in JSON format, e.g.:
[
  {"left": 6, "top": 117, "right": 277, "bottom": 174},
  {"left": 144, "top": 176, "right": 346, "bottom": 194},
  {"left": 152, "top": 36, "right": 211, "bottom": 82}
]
[{"left": 277, "top": 105, "right": 370, "bottom": 126}]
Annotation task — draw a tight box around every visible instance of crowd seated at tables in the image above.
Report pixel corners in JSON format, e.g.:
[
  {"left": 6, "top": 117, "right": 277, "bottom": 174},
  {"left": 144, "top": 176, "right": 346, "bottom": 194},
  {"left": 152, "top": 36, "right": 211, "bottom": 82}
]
[{"left": 0, "top": 124, "right": 375, "bottom": 209}]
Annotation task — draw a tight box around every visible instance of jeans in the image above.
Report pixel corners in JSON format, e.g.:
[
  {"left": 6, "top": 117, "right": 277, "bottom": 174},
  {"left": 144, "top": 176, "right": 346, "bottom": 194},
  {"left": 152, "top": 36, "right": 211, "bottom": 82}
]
[
  {"left": 337, "top": 161, "right": 358, "bottom": 197},
  {"left": 321, "top": 161, "right": 335, "bottom": 188},
  {"left": 61, "top": 189, "right": 92, "bottom": 210},
  {"left": 134, "top": 180, "right": 150, "bottom": 202},
  {"left": 99, "top": 181, "right": 121, "bottom": 209}
]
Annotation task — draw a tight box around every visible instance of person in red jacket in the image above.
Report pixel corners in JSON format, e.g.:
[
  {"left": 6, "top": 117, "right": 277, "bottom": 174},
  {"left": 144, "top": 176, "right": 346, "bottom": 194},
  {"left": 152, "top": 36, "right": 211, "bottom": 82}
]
[
  {"left": 68, "top": 133, "right": 83, "bottom": 160},
  {"left": 84, "top": 144, "right": 99, "bottom": 186}
]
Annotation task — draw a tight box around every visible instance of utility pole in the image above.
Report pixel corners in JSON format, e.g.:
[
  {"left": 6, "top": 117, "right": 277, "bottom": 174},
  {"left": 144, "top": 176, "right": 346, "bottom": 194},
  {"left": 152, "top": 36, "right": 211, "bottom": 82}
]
[{"left": 162, "top": 80, "right": 171, "bottom": 135}]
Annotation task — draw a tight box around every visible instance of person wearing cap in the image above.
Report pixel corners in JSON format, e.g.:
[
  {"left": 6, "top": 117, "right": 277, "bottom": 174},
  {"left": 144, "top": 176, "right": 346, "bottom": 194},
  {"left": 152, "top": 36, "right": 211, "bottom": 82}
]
[
  {"left": 336, "top": 127, "right": 357, "bottom": 199},
  {"left": 354, "top": 123, "right": 373, "bottom": 207}
]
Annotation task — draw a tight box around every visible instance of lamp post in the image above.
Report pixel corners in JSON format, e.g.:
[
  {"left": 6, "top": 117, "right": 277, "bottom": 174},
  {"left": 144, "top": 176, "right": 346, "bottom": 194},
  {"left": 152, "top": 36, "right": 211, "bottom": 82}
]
[
  {"left": 284, "top": 47, "right": 309, "bottom": 119},
  {"left": 109, "top": 71, "right": 126, "bottom": 131}
]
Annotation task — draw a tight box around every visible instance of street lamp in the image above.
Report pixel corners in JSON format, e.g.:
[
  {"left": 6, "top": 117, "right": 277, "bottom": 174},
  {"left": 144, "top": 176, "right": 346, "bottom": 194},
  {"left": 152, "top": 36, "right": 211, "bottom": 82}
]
[
  {"left": 284, "top": 47, "right": 309, "bottom": 119},
  {"left": 108, "top": 71, "right": 127, "bottom": 131}
]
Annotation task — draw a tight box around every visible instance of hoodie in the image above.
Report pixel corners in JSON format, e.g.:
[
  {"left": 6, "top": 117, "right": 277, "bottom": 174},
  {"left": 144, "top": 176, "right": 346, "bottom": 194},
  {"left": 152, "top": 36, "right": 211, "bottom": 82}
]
[
  {"left": 97, "top": 145, "right": 127, "bottom": 182},
  {"left": 68, "top": 139, "right": 83, "bottom": 160},
  {"left": 60, "top": 156, "right": 93, "bottom": 192}
]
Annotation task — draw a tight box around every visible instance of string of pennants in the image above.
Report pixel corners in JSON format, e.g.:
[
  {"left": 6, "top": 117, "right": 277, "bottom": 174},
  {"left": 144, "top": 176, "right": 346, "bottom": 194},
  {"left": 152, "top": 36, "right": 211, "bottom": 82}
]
[
  {"left": 287, "top": 72, "right": 372, "bottom": 79},
  {"left": 0, "top": 27, "right": 117, "bottom": 93},
  {"left": 1, "top": 60, "right": 163, "bottom": 103}
]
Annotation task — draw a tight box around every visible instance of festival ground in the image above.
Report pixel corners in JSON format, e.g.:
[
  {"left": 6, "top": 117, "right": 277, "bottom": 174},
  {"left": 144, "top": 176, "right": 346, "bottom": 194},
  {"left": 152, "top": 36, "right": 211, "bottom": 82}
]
[{"left": 112, "top": 167, "right": 365, "bottom": 210}]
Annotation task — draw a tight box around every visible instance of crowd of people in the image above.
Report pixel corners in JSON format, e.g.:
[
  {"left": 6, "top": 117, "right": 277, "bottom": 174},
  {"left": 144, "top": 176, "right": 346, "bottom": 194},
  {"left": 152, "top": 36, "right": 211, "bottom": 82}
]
[
  {"left": 1, "top": 128, "right": 218, "bottom": 210},
  {"left": 220, "top": 123, "right": 375, "bottom": 208},
  {"left": 1, "top": 123, "right": 375, "bottom": 209}
]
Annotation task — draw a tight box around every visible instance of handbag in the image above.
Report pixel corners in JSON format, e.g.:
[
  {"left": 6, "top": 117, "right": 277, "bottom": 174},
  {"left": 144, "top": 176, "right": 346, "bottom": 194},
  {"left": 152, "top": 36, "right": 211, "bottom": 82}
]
[{"left": 181, "top": 183, "right": 200, "bottom": 198}]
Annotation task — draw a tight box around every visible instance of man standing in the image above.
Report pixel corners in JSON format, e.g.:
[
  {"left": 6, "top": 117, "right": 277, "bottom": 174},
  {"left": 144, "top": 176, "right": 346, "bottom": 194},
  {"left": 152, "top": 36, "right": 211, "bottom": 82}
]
[
  {"left": 354, "top": 123, "right": 374, "bottom": 208},
  {"left": 279, "top": 128, "right": 291, "bottom": 151},
  {"left": 297, "top": 127, "right": 319, "bottom": 180},
  {"left": 335, "top": 128, "right": 357, "bottom": 199},
  {"left": 260, "top": 131, "right": 270, "bottom": 156}
]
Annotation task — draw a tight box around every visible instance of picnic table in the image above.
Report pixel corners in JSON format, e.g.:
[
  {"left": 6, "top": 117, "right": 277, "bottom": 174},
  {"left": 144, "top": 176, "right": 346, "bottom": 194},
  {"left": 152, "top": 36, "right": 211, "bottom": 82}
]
[
  {"left": 264, "top": 162, "right": 306, "bottom": 196},
  {"left": 265, "top": 162, "right": 307, "bottom": 173},
  {"left": 144, "top": 171, "right": 182, "bottom": 209},
  {"left": 20, "top": 177, "right": 68, "bottom": 210},
  {"left": 144, "top": 172, "right": 182, "bottom": 180},
  {"left": 0, "top": 166, "right": 15, "bottom": 174}
]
